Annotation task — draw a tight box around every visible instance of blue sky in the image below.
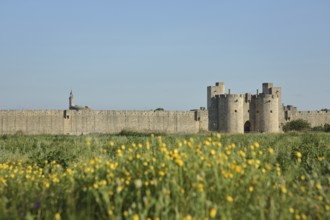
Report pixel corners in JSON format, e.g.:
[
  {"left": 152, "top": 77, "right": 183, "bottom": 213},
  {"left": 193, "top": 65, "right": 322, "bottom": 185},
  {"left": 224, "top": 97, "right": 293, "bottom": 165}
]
[{"left": 0, "top": 1, "right": 329, "bottom": 110}]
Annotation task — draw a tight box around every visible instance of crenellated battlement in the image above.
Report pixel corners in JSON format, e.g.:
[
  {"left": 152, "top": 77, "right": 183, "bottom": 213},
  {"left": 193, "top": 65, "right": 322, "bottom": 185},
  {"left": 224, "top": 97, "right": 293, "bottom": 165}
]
[
  {"left": 255, "top": 93, "right": 279, "bottom": 99},
  {"left": 218, "top": 94, "right": 244, "bottom": 99}
]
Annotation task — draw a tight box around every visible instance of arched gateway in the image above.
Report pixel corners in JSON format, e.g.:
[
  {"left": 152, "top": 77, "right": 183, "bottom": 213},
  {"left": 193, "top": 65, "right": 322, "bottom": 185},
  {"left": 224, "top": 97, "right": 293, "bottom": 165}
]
[{"left": 244, "top": 121, "right": 251, "bottom": 133}]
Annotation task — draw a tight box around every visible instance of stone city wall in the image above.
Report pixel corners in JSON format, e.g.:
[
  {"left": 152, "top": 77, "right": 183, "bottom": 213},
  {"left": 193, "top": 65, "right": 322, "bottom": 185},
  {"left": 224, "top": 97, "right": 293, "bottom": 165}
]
[
  {"left": 0, "top": 110, "right": 208, "bottom": 135},
  {"left": 289, "top": 111, "right": 330, "bottom": 127}
]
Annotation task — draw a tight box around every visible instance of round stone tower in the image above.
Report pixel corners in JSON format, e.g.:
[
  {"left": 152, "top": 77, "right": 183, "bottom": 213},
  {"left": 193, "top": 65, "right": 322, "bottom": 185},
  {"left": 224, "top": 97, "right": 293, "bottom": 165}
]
[
  {"left": 207, "top": 82, "right": 225, "bottom": 131},
  {"left": 219, "top": 94, "right": 244, "bottom": 133},
  {"left": 256, "top": 93, "right": 279, "bottom": 133}
]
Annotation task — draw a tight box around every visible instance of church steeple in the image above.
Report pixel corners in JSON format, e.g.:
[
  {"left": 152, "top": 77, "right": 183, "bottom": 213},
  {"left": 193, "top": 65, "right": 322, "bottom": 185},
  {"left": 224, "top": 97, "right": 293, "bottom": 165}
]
[{"left": 69, "top": 91, "right": 74, "bottom": 109}]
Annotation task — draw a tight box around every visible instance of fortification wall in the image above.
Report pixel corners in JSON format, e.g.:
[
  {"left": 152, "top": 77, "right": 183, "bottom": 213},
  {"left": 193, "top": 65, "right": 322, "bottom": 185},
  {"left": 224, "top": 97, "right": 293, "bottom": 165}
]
[
  {"left": 288, "top": 111, "right": 330, "bottom": 127},
  {"left": 0, "top": 110, "right": 207, "bottom": 135},
  {"left": 0, "top": 110, "right": 64, "bottom": 135}
]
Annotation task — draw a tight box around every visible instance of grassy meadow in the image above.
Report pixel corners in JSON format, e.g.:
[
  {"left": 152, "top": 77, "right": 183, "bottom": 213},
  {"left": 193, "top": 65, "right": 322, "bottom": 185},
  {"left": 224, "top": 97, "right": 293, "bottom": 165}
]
[{"left": 0, "top": 132, "right": 329, "bottom": 220}]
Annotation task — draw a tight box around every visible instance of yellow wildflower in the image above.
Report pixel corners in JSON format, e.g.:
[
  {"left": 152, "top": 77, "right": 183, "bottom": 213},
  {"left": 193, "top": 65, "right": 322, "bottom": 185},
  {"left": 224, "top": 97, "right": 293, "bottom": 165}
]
[
  {"left": 209, "top": 208, "right": 217, "bottom": 218},
  {"left": 264, "top": 163, "right": 271, "bottom": 171},
  {"left": 315, "top": 183, "right": 322, "bottom": 190},
  {"left": 197, "top": 183, "right": 204, "bottom": 192},
  {"left": 44, "top": 181, "right": 50, "bottom": 188},
  {"left": 226, "top": 195, "right": 234, "bottom": 203},
  {"left": 182, "top": 215, "right": 193, "bottom": 220},
  {"left": 107, "top": 210, "right": 113, "bottom": 216},
  {"left": 239, "top": 150, "right": 246, "bottom": 158},
  {"left": 268, "top": 148, "right": 274, "bottom": 154},
  {"left": 55, "top": 213, "right": 61, "bottom": 220},
  {"left": 175, "top": 159, "right": 184, "bottom": 167},
  {"left": 295, "top": 151, "right": 302, "bottom": 159}
]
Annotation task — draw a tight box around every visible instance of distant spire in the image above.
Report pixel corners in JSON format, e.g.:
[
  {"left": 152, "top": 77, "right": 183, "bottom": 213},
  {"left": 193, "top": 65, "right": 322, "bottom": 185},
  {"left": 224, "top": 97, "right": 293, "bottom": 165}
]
[{"left": 69, "top": 90, "right": 74, "bottom": 109}]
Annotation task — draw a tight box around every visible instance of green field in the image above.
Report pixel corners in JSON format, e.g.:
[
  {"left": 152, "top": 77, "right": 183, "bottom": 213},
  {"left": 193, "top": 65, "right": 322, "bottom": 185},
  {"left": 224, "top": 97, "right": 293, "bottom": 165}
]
[{"left": 0, "top": 133, "right": 329, "bottom": 220}]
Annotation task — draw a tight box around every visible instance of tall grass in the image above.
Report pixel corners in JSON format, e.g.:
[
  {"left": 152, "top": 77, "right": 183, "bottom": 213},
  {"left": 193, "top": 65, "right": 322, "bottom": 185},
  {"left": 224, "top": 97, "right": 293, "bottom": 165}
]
[{"left": 0, "top": 133, "right": 329, "bottom": 219}]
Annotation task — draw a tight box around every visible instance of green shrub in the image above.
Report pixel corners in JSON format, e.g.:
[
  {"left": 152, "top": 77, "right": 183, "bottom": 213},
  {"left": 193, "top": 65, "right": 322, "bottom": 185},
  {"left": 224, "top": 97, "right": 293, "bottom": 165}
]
[
  {"left": 283, "top": 119, "right": 311, "bottom": 132},
  {"left": 312, "top": 123, "right": 330, "bottom": 132},
  {"left": 324, "top": 123, "right": 330, "bottom": 132},
  {"left": 312, "top": 126, "right": 324, "bottom": 132}
]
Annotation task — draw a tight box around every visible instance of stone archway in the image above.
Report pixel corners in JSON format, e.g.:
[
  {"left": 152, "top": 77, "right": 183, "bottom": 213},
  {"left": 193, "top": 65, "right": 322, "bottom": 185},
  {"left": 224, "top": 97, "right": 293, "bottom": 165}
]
[{"left": 244, "top": 121, "right": 251, "bottom": 133}]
